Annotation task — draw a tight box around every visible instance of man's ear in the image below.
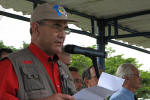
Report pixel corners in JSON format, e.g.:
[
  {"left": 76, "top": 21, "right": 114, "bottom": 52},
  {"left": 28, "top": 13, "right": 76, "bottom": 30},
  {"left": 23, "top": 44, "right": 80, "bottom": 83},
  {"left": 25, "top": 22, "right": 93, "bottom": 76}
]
[
  {"left": 31, "top": 22, "right": 40, "bottom": 35},
  {"left": 123, "top": 75, "right": 129, "bottom": 80},
  {"left": 122, "top": 75, "right": 130, "bottom": 85}
]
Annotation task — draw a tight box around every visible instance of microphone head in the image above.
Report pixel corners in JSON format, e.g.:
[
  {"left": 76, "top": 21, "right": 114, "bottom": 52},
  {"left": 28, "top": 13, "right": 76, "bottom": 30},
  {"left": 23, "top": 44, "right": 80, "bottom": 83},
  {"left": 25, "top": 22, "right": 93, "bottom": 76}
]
[{"left": 64, "top": 45, "right": 76, "bottom": 54}]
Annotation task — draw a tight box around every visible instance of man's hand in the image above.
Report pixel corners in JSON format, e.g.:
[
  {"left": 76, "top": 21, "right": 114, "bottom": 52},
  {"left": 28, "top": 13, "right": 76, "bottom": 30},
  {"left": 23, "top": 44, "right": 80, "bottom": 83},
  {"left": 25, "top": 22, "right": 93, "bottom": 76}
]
[{"left": 33, "top": 93, "right": 75, "bottom": 100}]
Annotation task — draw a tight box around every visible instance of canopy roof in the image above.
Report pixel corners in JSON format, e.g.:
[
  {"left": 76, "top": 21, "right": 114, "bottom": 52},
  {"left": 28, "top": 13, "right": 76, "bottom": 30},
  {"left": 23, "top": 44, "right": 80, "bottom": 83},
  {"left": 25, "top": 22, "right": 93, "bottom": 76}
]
[{"left": 1, "top": 0, "right": 150, "bottom": 49}]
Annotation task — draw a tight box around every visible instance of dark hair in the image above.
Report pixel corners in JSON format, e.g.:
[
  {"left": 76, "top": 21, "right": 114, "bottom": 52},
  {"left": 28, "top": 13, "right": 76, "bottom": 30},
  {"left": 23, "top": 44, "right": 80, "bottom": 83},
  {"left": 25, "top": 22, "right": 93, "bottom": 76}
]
[
  {"left": 82, "top": 66, "right": 93, "bottom": 80},
  {"left": 0, "top": 48, "right": 13, "bottom": 58},
  {"left": 69, "top": 67, "right": 78, "bottom": 72}
]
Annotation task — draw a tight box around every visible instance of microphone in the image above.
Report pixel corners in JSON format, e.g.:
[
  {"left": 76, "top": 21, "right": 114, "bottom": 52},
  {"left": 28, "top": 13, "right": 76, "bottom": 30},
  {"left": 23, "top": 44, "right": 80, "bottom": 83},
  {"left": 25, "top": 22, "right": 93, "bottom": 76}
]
[{"left": 64, "top": 45, "right": 106, "bottom": 57}]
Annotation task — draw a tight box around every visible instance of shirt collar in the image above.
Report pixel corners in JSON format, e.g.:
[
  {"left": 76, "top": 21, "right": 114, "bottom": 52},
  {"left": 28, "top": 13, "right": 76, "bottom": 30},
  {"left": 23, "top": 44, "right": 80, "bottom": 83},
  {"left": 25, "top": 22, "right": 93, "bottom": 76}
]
[
  {"left": 29, "top": 42, "right": 59, "bottom": 62},
  {"left": 121, "top": 87, "right": 134, "bottom": 99}
]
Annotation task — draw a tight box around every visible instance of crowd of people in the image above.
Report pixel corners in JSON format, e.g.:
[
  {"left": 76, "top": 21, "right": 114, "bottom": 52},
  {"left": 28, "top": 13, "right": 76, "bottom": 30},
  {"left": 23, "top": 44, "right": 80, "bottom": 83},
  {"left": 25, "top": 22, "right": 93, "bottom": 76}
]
[{"left": 0, "top": 2, "right": 141, "bottom": 100}]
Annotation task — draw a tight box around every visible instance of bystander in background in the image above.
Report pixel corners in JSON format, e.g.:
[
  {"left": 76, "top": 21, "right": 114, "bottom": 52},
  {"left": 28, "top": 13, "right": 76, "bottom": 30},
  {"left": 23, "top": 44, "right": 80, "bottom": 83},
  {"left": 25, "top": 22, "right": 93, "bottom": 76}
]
[
  {"left": 69, "top": 67, "right": 82, "bottom": 91},
  {"left": 110, "top": 63, "right": 141, "bottom": 100},
  {"left": 82, "top": 65, "right": 102, "bottom": 88}
]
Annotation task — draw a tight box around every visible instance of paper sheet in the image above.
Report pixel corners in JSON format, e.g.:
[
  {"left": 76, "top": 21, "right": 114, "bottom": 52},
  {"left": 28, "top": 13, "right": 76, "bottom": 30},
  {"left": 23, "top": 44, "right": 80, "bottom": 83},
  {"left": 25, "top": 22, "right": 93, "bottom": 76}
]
[
  {"left": 74, "top": 72, "right": 125, "bottom": 100},
  {"left": 74, "top": 87, "right": 104, "bottom": 100},
  {"left": 98, "top": 72, "right": 125, "bottom": 91}
]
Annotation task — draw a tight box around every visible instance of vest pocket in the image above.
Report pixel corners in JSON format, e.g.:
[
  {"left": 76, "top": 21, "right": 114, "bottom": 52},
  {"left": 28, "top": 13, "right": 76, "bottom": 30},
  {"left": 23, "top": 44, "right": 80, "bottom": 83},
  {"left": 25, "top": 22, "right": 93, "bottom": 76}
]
[
  {"left": 27, "top": 90, "right": 51, "bottom": 99},
  {"left": 21, "top": 66, "right": 45, "bottom": 92}
]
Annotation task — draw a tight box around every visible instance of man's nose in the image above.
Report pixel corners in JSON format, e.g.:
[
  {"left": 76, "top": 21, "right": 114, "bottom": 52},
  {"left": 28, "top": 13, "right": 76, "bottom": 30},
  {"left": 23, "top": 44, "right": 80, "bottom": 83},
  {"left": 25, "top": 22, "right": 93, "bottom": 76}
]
[{"left": 58, "top": 30, "right": 66, "bottom": 39}]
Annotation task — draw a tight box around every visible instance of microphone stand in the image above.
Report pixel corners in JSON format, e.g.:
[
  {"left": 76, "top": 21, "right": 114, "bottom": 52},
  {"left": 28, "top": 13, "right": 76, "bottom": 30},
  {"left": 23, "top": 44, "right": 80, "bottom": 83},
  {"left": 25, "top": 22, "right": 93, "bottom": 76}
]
[{"left": 89, "top": 56, "right": 100, "bottom": 79}]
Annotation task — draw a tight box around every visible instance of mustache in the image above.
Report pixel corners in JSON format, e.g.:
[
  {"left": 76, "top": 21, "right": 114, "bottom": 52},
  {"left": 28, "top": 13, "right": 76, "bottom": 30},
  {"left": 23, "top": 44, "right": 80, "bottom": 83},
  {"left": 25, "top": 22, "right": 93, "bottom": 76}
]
[{"left": 55, "top": 39, "right": 64, "bottom": 43}]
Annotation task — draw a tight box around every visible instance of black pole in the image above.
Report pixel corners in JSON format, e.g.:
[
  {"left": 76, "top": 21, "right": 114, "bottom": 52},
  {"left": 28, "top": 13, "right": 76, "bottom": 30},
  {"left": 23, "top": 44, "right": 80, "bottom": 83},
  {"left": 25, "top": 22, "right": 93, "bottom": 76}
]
[
  {"left": 91, "top": 18, "right": 95, "bottom": 35},
  {"left": 90, "top": 56, "right": 100, "bottom": 79},
  {"left": 97, "top": 19, "right": 106, "bottom": 71}
]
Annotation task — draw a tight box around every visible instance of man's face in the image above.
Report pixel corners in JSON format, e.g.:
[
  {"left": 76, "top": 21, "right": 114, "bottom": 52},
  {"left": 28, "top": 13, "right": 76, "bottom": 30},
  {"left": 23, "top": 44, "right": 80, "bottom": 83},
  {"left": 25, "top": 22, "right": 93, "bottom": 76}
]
[
  {"left": 87, "top": 67, "right": 98, "bottom": 87},
  {"left": 128, "top": 67, "right": 141, "bottom": 90},
  {"left": 31, "top": 20, "right": 68, "bottom": 56},
  {"left": 70, "top": 71, "right": 82, "bottom": 91}
]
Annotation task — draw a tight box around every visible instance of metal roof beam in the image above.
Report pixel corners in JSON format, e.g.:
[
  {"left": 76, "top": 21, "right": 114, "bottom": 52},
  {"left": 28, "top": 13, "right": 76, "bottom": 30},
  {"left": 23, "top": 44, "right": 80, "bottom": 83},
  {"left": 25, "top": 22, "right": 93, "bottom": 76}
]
[
  {"left": 1, "top": 10, "right": 149, "bottom": 39},
  {"left": 25, "top": 1, "right": 150, "bottom": 22},
  {"left": 64, "top": 8, "right": 150, "bottom": 23},
  {"left": 0, "top": 7, "right": 146, "bottom": 37},
  {"left": 64, "top": 7, "right": 97, "bottom": 20},
  {"left": 26, "top": 0, "right": 46, "bottom": 4},
  {"left": 70, "top": 28, "right": 150, "bottom": 54},
  {"left": 105, "top": 9, "right": 150, "bottom": 21},
  {"left": 109, "top": 40, "right": 150, "bottom": 54},
  {"left": 109, "top": 21, "right": 150, "bottom": 39},
  {"left": 70, "top": 28, "right": 96, "bottom": 38},
  {"left": 91, "top": 18, "right": 95, "bottom": 35},
  {"left": 26, "top": 0, "right": 47, "bottom": 8},
  {"left": 109, "top": 22, "right": 138, "bottom": 33},
  {"left": 105, "top": 32, "right": 150, "bottom": 39},
  {"left": 0, "top": 11, "right": 30, "bottom": 22},
  {"left": 0, "top": 10, "right": 94, "bottom": 38},
  {"left": 64, "top": 8, "right": 150, "bottom": 39},
  {"left": 64, "top": 8, "right": 150, "bottom": 37}
]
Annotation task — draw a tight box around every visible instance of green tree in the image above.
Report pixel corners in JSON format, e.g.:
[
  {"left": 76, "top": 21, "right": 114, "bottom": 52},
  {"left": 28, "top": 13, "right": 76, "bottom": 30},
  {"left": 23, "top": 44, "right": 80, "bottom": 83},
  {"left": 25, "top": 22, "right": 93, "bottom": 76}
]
[
  {"left": 105, "top": 54, "right": 142, "bottom": 75},
  {"left": 22, "top": 41, "right": 29, "bottom": 48},
  {"left": 0, "top": 41, "right": 17, "bottom": 51},
  {"left": 135, "top": 71, "right": 150, "bottom": 98},
  {"left": 70, "top": 45, "right": 142, "bottom": 75},
  {"left": 71, "top": 54, "right": 92, "bottom": 74}
]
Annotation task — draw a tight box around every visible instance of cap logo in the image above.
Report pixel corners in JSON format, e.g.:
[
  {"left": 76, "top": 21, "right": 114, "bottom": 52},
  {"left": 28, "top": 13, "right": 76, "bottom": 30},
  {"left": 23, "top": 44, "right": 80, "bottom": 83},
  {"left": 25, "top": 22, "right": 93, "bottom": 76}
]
[{"left": 53, "top": 5, "right": 67, "bottom": 16}]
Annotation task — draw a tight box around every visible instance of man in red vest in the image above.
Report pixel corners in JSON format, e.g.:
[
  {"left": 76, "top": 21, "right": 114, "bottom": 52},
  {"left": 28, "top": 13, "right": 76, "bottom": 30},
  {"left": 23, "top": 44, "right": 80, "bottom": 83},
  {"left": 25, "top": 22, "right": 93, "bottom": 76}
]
[{"left": 0, "top": 3, "right": 76, "bottom": 100}]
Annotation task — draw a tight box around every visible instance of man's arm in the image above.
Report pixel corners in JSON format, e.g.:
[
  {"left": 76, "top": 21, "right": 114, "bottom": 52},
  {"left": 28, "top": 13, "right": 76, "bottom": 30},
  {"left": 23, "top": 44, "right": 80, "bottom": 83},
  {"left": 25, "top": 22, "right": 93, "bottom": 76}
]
[
  {"left": 0, "top": 92, "right": 19, "bottom": 100},
  {"left": 32, "top": 93, "right": 75, "bottom": 100},
  {"left": 0, "top": 59, "right": 19, "bottom": 100}
]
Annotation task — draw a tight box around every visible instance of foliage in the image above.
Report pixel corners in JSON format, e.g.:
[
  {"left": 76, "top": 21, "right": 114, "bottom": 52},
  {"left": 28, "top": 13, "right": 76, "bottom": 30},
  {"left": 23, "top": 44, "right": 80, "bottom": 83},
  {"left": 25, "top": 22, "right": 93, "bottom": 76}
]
[
  {"left": 0, "top": 41, "right": 29, "bottom": 51},
  {"left": 70, "top": 54, "right": 92, "bottom": 74},
  {"left": 135, "top": 71, "right": 150, "bottom": 98},
  {"left": 70, "top": 45, "right": 142, "bottom": 75},
  {"left": 0, "top": 41, "right": 17, "bottom": 51},
  {"left": 22, "top": 41, "right": 29, "bottom": 48},
  {"left": 105, "top": 54, "right": 142, "bottom": 75}
]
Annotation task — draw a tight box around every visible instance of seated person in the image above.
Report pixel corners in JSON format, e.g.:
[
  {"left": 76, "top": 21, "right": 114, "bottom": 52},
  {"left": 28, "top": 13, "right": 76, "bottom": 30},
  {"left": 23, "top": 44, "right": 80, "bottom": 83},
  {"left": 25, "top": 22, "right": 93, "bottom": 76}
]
[
  {"left": 82, "top": 65, "right": 102, "bottom": 88},
  {"left": 69, "top": 67, "right": 82, "bottom": 91}
]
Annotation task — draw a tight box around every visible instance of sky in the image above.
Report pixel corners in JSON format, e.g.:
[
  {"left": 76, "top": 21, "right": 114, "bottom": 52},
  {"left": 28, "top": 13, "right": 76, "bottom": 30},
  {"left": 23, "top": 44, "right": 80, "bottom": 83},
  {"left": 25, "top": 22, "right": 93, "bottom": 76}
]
[{"left": 0, "top": 6, "right": 149, "bottom": 71}]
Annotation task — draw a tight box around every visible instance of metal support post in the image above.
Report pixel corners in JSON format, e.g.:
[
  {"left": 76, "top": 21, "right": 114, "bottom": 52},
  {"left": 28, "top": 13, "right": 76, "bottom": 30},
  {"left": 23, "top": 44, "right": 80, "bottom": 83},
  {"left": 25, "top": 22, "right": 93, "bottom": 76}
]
[{"left": 97, "top": 19, "right": 106, "bottom": 71}]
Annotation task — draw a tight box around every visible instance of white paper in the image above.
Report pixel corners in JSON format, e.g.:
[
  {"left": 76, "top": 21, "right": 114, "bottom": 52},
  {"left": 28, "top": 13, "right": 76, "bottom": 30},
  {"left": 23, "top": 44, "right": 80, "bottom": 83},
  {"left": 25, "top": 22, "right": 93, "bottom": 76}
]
[
  {"left": 74, "top": 72, "right": 125, "bottom": 100},
  {"left": 74, "top": 86, "right": 105, "bottom": 100},
  {"left": 98, "top": 72, "right": 125, "bottom": 91}
]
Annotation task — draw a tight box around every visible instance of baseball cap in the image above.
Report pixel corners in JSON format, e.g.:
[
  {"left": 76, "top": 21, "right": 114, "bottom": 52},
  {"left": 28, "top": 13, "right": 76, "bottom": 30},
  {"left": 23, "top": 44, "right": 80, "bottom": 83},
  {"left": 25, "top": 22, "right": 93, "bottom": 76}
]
[{"left": 30, "top": 3, "right": 76, "bottom": 23}]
